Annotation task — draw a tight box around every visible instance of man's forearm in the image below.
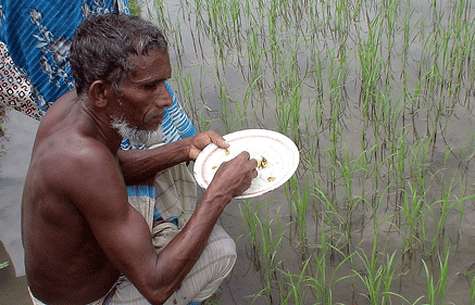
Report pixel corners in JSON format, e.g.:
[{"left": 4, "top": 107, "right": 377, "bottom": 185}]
[
  {"left": 117, "top": 138, "right": 192, "bottom": 184},
  {"left": 145, "top": 191, "right": 232, "bottom": 304}
]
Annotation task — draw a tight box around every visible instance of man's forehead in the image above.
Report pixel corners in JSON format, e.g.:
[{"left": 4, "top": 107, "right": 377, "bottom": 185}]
[{"left": 128, "top": 50, "right": 171, "bottom": 82}]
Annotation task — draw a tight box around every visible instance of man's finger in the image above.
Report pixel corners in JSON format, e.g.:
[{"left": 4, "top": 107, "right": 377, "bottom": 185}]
[
  {"left": 237, "top": 151, "right": 250, "bottom": 160},
  {"left": 208, "top": 131, "right": 229, "bottom": 149},
  {"left": 249, "top": 158, "right": 258, "bottom": 169},
  {"left": 189, "top": 149, "right": 199, "bottom": 160}
]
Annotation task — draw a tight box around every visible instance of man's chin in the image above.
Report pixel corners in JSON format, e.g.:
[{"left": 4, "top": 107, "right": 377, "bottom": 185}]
[
  {"left": 144, "top": 116, "right": 163, "bottom": 131},
  {"left": 112, "top": 118, "right": 163, "bottom": 146},
  {"left": 134, "top": 125, "right": 164, "bottom": 146}
]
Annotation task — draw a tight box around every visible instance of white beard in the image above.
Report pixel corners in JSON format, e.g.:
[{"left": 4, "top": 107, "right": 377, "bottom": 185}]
[{"left": 111, "top": 117, "right": 164, "bottom": 147}]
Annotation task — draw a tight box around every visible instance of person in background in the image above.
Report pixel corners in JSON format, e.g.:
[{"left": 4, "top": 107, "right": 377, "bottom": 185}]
[{"left": 0, "top": 0, "right": 195, "bottom": 145}]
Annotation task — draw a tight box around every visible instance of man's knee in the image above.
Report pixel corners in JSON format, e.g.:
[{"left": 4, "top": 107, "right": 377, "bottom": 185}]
[
  {"left": 218, "top": 237, "right": 237, "bottom": 278},
  {"left": 206, "top": 233, "right": 237, "bottom": 280}
]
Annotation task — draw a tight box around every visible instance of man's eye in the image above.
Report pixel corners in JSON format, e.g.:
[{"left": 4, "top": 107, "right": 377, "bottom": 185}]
[{"left": 143, "top": 83, "right": 158, "bottom": 90}]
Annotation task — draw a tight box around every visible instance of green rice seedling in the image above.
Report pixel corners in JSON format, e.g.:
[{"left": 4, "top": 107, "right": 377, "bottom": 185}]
[
  {"left": 204, "top": 0, "right": 228, "bottom": 70},
  {"left": 228, "top": 0, "right": 241, "bottom": 41},
  {"left": 386, "top": 292, "right": 424, "bottom": 305},
  {"left": 267, "top": 0, "right": 279, "bottom": 61},
  {"left": 408, "top": 138, "right": 431, "bottom": 197},
  {"left": 129, "top": 0, "right": 139, "bottom": 15},
  {"left": 311, "top": 49, "right": 325, "bottom": 132},
  {"left": 313, "top": 185, "right": 346, "bottom": 259},
  {"left": 325, "top": 48, "right": 347, "bottom": 205},
  {"left": 241, "top": 75, "right": 264, "bottom": 128},
  {"left": 242, "top": 200, "right": 285, "bottom": 304},
  {"left": 280, "top": 259, "right": 311, "bottom": 305},
  {"left": 392, "top": 132, "right": 408, "bottom": 227},
  {"left": 255, "top": 210, "right": 285, "bottom": 304},
  {"left": 274, "top": 45, "right": 303, "bottom": 142},
  {"left": 154, "top": 0, "right": 170, "bottom": 32},
  {"left": 287, "top": 176, "right": 311, "bottom": 258},
  {"left": 242, "top": 0, "right": 252, "bottom": 24},
  {"left": 352, "top": 144, "right": 376, "bottom": 236},
  {"left": 442, "top": 0, "right": 473, "bottom": 108},
  {"left": 171, "top": 21, "right": 185, "bottom": 70},
  {"left": 175, "top": 73, "right": 196, "bottom": 120},
  {"left": 452, "top": 193, "right": 475, "bottom": 248},
  {"left": 307, "top": 231, "right": 355, "bottom": 305},
  {"left": 189, "top": 0, "right": 209, "bottom": 55},
  {"left": 240, "top": 201, "right": 261, "bottom": 270},
  {"left": 400, "top": 0, "right": 413, "bottom": 127},
  {"left": 429, "top": 180, "right": 455, "bottom": 256},
  {"left": 401, "top": 182, "right": 426, "bottom": 257},
  {"left": 351, "top": 0, "right": 363, "bottom": 22},
  {"left": 304, "top": 146, "right": 324, "bottom": 242},
  {"left": 288, "top": 79, "right": 302, "bottom": 143},
  {"left": 246, "top": 25, "right": 264, "bottom": 97},
  {"left": 333, "top": 0, "right": 350, "bottom": 49},
  {"left": 357, "top": 10, "right": 383, "bottom": 123},
  {"left": 353, "top": 239, "right": 396, "bottom": 305},
  {"left": 421, "top": 249, "right": 450, "bottom": 305},
  {"left": 339, "top": 148, "right": 357, "bottom": 254},
  {"left": 470, "top": 275, "right": 475, "bottom": 305},
  {"left": 382, "top": 0, "right": 399, "bottom": 82},
  {"left": 216, "top": 80, "right": 236, "bottom": 132}
]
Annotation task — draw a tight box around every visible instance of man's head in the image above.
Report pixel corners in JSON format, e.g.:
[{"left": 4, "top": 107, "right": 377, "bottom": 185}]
[{"left": 70, "top": 14, "right": 172, "bottom": 145}]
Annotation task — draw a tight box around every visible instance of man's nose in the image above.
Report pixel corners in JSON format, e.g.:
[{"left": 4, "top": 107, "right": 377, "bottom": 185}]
[{"left": 156, "top": 82, "right": 172, "bottom": 108}]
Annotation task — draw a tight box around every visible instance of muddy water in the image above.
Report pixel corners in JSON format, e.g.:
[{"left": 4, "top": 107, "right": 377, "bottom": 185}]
[
  {"left": 161, "top": 0, "right": 475, "bottom": 304},
  {"left": 0, "top": 111, "right": 38, "bottom": 305}
]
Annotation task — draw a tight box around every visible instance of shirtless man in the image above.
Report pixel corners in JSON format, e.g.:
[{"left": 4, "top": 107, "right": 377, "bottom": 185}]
[{"left": 21, "top": 14, "right": 257, "bottom": 305}]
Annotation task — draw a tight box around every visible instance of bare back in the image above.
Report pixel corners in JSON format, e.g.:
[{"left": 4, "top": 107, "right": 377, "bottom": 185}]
[{"left": 22, "top": 94, "right": 121, "bottom": 304}]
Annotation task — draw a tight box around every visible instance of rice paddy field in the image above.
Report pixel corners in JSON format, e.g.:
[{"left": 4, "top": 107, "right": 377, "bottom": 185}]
[{"left": 144, "top": 0, "right": 475, "bottom": 304}]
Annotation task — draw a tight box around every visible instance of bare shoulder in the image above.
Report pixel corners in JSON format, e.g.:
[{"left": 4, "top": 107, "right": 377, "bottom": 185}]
[
  {"left": 37, "top": 133, "right": 116, "bottom": 182},
  {"left": 34, "top": 132, "right": 125, "bottom": 210}
]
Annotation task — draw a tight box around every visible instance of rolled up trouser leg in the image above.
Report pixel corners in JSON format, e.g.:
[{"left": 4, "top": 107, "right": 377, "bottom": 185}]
[
  {"left": 104, "top": 224, "right": 236, "bottom": 305},
  {"left": 152, "top": 223, "right": 237, "bottom": 305}
]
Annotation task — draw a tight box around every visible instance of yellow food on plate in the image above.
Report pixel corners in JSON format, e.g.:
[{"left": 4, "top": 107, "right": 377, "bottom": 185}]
[{"left": 257, "top": 156, "right": 268, "bottom": 169}]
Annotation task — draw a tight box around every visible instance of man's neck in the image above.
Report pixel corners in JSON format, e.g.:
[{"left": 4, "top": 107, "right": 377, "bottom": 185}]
[{"left": 78, "top": 99, "right": 123, "bottom": 154}]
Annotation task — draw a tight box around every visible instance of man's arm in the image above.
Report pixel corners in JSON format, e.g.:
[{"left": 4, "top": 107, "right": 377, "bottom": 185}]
[
  {"left": 117, "top": 131, "right": 229, "bottom": 184},
  {"left": 64, "top": 142, "right": 256, "bottom": 304},
  {"left": 117, "top": 138, "right": 191, "bottom": 184}
]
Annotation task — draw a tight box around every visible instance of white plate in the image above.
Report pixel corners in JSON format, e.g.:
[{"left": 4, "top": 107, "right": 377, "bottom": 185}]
[{"left": 193, "top": 129, "right": 300, "bottom": 199}]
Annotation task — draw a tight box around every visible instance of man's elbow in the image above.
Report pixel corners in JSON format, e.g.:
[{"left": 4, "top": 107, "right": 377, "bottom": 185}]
[
  {"left": 146, "top": 288, "right": 175, "bottom": 305},
  {"left": 140, "top": 277, "right": 177, "bottom": 305}
]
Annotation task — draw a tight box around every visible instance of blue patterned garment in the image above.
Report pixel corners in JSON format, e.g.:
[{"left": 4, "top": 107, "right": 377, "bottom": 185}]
[
  {"left": 0, "top": 0, "right": 129, "bottom": 113},
  {"left": 0, "top": 0, "right": 197, "bottom": 147}
]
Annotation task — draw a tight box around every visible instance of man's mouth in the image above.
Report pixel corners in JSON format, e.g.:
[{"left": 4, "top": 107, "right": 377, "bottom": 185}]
[{"left": 144, "top": 111, "right": 163, "bottom": 129}]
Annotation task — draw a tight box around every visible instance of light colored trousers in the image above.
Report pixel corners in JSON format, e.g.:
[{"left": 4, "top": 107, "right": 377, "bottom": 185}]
[{"left": 30, "top": 164, "right": 237, "bottom": 305}]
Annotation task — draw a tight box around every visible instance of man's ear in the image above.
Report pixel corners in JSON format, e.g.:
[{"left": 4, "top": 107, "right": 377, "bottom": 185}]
[{"left": 88, "top": 80, "right": 110, "bottom": 108}]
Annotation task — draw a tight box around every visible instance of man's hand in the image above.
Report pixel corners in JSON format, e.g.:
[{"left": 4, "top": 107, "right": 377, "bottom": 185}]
[
  {"left": 207, "top": 151, "right": 258, "bottom": 200},
  {"left": 188, "top": 131, "right": 229, "bottom": 160}
]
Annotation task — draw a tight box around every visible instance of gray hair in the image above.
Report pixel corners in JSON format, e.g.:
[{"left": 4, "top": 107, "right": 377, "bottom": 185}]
[{"left": 70, "top": 14, "right": 168, "bottom": 95}]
